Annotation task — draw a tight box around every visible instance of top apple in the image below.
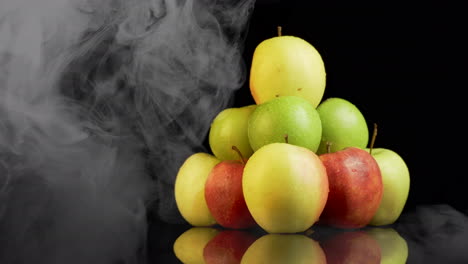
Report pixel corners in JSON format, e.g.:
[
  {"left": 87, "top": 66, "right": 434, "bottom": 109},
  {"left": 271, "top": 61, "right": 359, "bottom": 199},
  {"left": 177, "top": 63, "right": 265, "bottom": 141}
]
[{"left": 250, "top": 27, "right": 326, "bottom": 108}]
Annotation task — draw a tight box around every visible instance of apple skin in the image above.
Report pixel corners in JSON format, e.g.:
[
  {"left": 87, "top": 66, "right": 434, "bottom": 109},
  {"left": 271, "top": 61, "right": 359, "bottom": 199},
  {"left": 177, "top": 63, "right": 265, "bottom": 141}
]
[
  {"left": 203, "top": 230, "right": 258, "bottom": 264},
  {"left": 209, "top": 105, "right": 257, "bottom": 161},
  {"left": 204, "top": 160, "right": 256, "bottom": 229},
  {"left": 316, "top": 97, "right": 369, "bottom": 155},
  {"left": 319, "top": 147, "right": 383, "bottom": 229},
  {"left": 247, "top": 96, "right": 322, "bottom": 152},
  {"left": 173, "top": 227, "right": 219, "bottom": 264},
  {"left": 242, "top": 143, "right": 329, "bottom": 233},
  {"left": 249, "top": 35, "right": 326, "bottom": 108},
  {"left": 240, "top": 234, "right": 326, "bottom": 264},
  {"left": 366, "top": 228, "right": 409, "bottom": 264},
  {"left": 367, "top": 148, "right": 410, "bottom": 226},
  {"left": 320, "top": 231, "right": 381, "bottom": 264},
  {"left": 175, "top": 153, "right": 220, "bottom": 226}
]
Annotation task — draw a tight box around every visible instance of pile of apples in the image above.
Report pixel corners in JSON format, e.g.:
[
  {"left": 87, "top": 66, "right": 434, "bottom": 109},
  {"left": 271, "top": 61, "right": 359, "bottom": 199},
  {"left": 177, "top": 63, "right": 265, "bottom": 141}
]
[{"left": 174, "top": 27, "right": 410, "bottom": 234}]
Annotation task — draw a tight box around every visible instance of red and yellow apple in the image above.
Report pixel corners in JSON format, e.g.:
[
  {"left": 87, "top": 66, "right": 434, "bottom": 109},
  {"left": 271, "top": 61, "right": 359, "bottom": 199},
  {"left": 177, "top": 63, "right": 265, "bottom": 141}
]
[
  {"left": 319, "top": 147, "right": 383, "bottom": 228},
  {"left": 321, "top": 230, "right": 381, "bottom": 264},
  {"left": 203, "top": 230, "right": 258, "bottom": 264},
  {"left": 204, "top": 158, "right": 256, "bottom": 229}
]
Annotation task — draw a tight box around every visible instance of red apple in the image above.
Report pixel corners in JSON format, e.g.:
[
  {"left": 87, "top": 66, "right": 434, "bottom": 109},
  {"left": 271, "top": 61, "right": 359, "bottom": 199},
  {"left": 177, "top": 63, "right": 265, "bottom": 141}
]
[
  {"left": 203, "top": 230, "right": 258, "bottom": 264},
  {"left": 204, "top": 157, "right": 256, "bottom": 229},
  {"left": 319, "top": 147, "right": 383, "bottom": 228},
  {"left": 321, "top": 230, "right": 381, "bottom": 264}
]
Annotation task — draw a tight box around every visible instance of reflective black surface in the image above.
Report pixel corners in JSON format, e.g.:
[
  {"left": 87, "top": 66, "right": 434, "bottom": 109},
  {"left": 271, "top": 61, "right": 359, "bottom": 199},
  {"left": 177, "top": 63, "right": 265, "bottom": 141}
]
[{"left": 148, "top": 205, "right": 468, "bottom": 263}]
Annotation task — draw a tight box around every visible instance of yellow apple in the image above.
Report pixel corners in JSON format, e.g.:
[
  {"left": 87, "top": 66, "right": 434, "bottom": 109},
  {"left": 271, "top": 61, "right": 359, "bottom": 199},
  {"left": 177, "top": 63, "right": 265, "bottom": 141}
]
[
  {"left": 175, "top": 153, "right": 220, "bottom": 226},
  {"left": 173, "top": 227, "right": 219, "bottom": 264},
  {"left": 242, "top": 143, "right": 329, "bottom": 233},
  {"left": 241, "top": 234, "right": 326, "bottom": 264},
  {"left": 249, "top": 29, "right": 326, "bottom": 107}
]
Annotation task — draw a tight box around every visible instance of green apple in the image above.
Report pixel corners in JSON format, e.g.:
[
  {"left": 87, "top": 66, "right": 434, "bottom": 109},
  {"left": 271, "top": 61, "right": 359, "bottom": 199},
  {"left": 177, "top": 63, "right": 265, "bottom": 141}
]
[
  {"left": 368, "top": 148, "right": 410, "bottom": 226},
  {"left": 209, "top": 105, "right": 256, "bottom": 161},
  {"left": 242, "top": 143, "right": 329, "bottom": 233},
  {"left": 175, "top": 153, "right": 220, "bottom": 226},
  {"left": 366, "top": 228, "right": 409, "bottom": 264},
  {"left": 250, "top": 27, "right": 326, "bottom": 108},
  {"left": 316, "top": 97, "right": 369, "bottom": 154},
  {"left": 173, "top": 227, "right": 220, "bottom": 264},
  {"left": 241, "top": 234, "right": 326, "bottom": 264},
  {"left": 247, "top": 96, "right": 322, "bottom": 152}
]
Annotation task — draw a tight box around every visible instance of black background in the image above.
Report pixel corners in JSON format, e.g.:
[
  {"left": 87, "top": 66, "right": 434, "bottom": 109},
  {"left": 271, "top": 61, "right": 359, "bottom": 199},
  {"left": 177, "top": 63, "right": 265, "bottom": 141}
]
[{"left": 231, "top": 1, "right": 466, "bottom": 215}]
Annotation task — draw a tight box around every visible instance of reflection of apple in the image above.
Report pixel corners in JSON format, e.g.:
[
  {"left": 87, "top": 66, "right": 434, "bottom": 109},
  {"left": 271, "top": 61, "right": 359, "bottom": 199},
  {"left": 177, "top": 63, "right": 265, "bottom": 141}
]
[
  {"left": 203, "top": 230, "right": 258, "bottom": 264},
  {"left": 321, "top": 230, "right": 381, "bottom": 264},
  {"left": 247, "top": 96, "right": 322, "bottom": 152},
  {"left": 175, "top": 153, "right": 220, "bottom": 226},
  {"left": 249, "top": 28, "right": 326, "bottom": 108},
  {"left": 243, "top": 143, "right": 328, "bottom": 233},
  {"left": 366, "top": 227, "right": 408, "bottom": 264},
  {"left": 367, "top": 148, "right": 410, "bottom": 226},
  {"left": 241, "top": 234, "right": 326, "bottom": 264},
  {"left": 316, "top": 97, "right": 369, "bottom": 154},
  {"left": 209, "top": 105, "right": 256, "bottom": 161},
  {"left": 205, "top": 159, "right": 256, "bottom": 229},
  {"left": 173, "top": 227, "right": 219, "bottom": 264},
  {"left": 319, "top": 147, "right": 383, "bottom": 228}
]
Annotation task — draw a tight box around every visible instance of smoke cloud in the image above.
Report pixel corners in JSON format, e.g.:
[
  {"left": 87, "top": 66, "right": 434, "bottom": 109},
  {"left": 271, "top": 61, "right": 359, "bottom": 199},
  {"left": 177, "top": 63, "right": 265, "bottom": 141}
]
[
  {"left": 395, "top": 204, "right": 468, "bottom": 263},
  {"left": 0, "top": 0, "right": 255, "bottom": 263}
]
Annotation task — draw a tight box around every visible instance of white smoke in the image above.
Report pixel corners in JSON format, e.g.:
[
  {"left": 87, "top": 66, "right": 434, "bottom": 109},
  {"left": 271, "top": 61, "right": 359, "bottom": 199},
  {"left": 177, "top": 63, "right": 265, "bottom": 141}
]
[{"left": 0, "top": 0, "right": 255, "bottom": 263}]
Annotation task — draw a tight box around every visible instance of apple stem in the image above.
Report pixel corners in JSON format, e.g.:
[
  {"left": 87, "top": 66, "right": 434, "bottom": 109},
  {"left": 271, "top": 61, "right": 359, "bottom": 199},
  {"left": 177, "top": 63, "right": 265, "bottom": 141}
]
[
  {"left": 232, "top": 146, "right": 246, "bottom": 164},
  {"left": 326, "top": 141, "right": 332, "bottom": 154},
  {"left": 284, "top": 134, "right": 289, "bottom": 143},
  {"left": 369, "top": 123, "right": 378, "bottom": 155},
  {"left": 277, "top": 26, "right": 282, "bottom": 37}
]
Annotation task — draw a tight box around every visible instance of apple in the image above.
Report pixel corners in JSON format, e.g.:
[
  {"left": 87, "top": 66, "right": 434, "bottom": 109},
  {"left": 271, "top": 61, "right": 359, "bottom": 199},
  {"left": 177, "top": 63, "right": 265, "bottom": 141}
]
[
  {"left": 173, "top": 227, "right": 219, "bottom": 264},
  {"left": 242, "top": 142, "right": 329, "bottom": 233},
  {"left": 209, "top": 105, "right": 257, "bottom": 161},
  {"left": 204, "top": 156, "right": 256, "bottom": 229},
  {"left": 241, "top": 234, "right": 326, "bottom": 264},
  {"left": 249, "top": 27, "right": 326, "bottom": 108},
  {"left": 319, "top": 147, "right": 383, "bottom": 228},
  {"left": 316, "top": 97, "right": 369, "bottom": 154},
  {"left": 203, "top": 230, "right": 258, "bottom": 264},
  {"left": 367, "top": 148, "right": 410, "bottom": 226},
  {"left": 320, "top": 230, "right": 381, "bottom": 264},
  {"left": 366, "top": 227, "right": 409, "bottom": 264},
  {"left": 247, "top": 96, "right": 322, "bottom": 152},
  {"left": 175, "top": 153, "right": 220, "bottom": 226}
]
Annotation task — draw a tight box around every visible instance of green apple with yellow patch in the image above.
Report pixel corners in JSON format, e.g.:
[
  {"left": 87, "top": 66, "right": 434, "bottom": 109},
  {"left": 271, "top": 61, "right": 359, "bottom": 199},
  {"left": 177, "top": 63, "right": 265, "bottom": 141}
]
[
  {"left": 209, "top": 105, "right": 256, "bottom": 161},
  {"left": 368, "top": 148, "right": 410, "bottom": 226},
  {"left": 366, "top": 227, "right": 409, "bottom": 264}
]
